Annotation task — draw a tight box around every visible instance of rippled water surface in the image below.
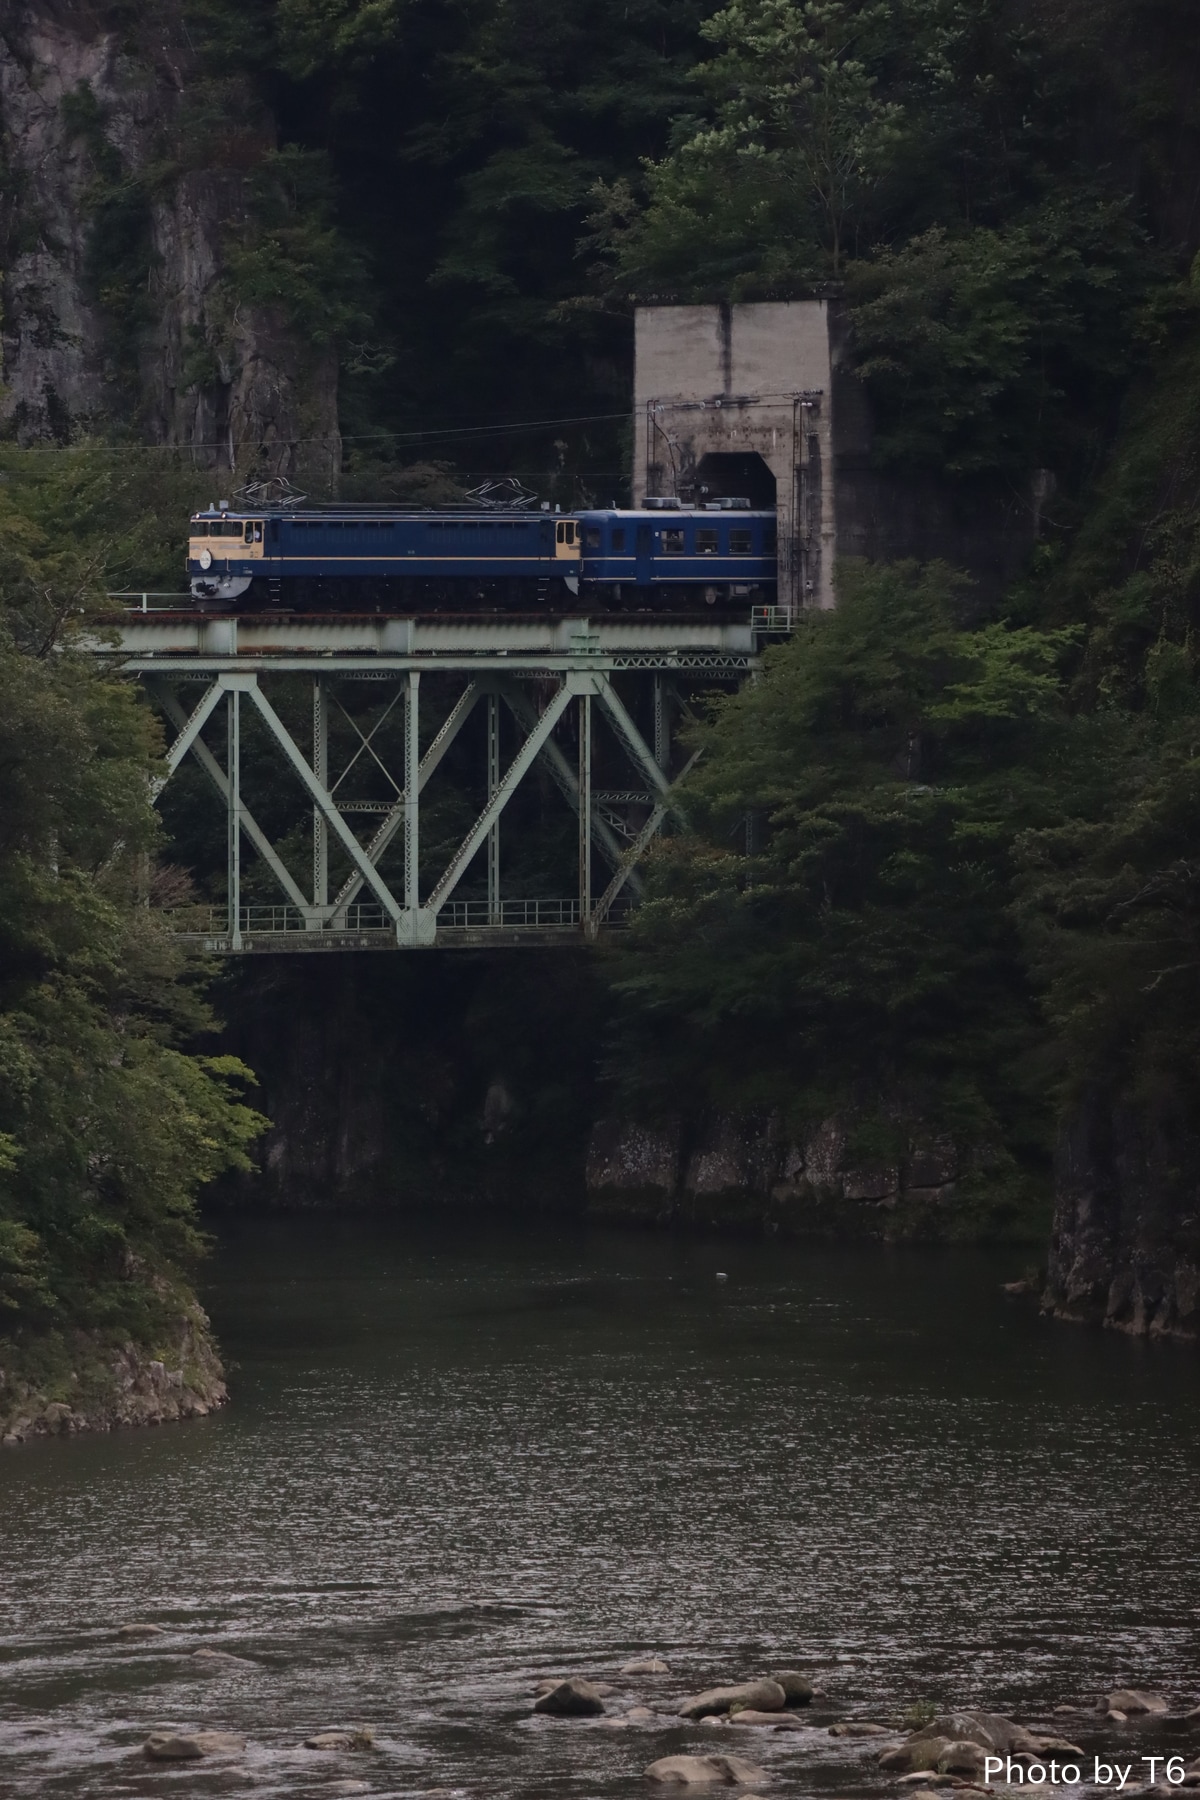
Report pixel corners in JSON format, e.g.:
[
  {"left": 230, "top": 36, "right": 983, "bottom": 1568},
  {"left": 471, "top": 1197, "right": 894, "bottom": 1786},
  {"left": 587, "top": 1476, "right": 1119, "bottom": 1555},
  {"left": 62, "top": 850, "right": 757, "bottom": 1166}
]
[{"left": 2, "top": 1219, "right": 1200, "bottom": 1800}]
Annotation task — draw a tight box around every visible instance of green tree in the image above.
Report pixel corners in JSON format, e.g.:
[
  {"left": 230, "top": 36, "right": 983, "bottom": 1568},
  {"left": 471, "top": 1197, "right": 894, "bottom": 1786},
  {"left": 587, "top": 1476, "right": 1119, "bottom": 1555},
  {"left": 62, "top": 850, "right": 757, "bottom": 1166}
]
[
  {"left": 0, "top": 451, "right": 264, "bottom": 1345},
  {"left": 612, "top": 562, "right": 1075, "bottom": 1213}
]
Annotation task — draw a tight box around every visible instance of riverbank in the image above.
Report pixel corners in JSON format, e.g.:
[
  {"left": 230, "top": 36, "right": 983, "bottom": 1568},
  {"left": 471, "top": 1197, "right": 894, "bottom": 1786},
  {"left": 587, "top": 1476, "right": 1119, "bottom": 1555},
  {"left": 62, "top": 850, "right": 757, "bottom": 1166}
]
[{"left": 0, "top": 1299, "right": 226, "bottom": 1445}]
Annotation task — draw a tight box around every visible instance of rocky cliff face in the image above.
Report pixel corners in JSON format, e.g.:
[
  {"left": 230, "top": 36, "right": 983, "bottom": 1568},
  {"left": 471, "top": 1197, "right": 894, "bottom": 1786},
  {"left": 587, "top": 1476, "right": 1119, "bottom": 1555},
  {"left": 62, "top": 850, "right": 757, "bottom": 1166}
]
[
  {"left": 211, "top": 954, "right": 607, "bottom": 1213},
  {"left": 0, "top": 1299, "right": 227, "bottom": 1446},
  {"left": 0, "top": 1, "right": 338, "bottom": 484},
  {"left": 585, "top": 1110, "right": 979, "bottom": 1238},
  {"left": 1044, "top": 1086, "right": 1200, "bottom": 1341}
]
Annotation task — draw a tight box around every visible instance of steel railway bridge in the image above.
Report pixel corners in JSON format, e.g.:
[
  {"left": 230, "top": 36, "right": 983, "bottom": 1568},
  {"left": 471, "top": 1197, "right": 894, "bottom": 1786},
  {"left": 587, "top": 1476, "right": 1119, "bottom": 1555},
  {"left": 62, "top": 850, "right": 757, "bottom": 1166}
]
[{"left": 99, "top": 607, "right": 784, "bottom": 952}]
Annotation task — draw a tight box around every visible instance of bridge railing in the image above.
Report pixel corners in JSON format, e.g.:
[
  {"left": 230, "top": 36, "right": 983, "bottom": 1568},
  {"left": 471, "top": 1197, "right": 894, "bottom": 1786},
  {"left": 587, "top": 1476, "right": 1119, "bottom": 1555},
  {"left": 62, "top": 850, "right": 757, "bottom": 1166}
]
[
  {"left": 159, "top": 898, "right": 629, "bottom": 936},
  {"left": 751, "top": 604, "right": 797, "bottom": 634}
]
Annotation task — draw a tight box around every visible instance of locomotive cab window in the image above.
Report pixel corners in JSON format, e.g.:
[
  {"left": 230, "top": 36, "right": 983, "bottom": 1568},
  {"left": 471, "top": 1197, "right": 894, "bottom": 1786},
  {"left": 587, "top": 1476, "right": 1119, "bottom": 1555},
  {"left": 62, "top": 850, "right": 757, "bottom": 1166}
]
[
  {"left": 729, "top": 528, "right": 753, "bottom": 554},
  {"left": 556, "top": 520, "right": 578, "bottom": 545},
  {"left": 696, "top": 528, "right": 720, "bottom": 555},
  {"left": 661, "top": 528, "right": 685, "bottom": 555},
  {"left": 243, "top": 522, "right": 263, "bottom": 543}
]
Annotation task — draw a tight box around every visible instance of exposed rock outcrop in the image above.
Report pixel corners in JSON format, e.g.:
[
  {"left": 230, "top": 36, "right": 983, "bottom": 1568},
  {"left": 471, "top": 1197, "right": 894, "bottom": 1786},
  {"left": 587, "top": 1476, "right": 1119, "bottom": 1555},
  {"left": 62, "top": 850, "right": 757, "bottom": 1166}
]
[
  {"left": 0, "top": 1305, "right": 227, "bottom": 1445},
  {"left": 0, "top": 1, "right": 338, "bottom": 483},
  {"left": 586, "top": 1109, "right": 966, "bottom": 1237},
  {"left": 1045, "top": 1086, "right": 1200, "bottom": 1341}
]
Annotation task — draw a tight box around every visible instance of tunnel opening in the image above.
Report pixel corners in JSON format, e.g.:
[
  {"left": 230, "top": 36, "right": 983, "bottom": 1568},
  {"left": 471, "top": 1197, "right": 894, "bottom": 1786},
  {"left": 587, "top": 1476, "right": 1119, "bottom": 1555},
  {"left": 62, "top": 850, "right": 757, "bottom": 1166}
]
[{"left": 691, "top": 452, "right": 777, "bottom": 510}]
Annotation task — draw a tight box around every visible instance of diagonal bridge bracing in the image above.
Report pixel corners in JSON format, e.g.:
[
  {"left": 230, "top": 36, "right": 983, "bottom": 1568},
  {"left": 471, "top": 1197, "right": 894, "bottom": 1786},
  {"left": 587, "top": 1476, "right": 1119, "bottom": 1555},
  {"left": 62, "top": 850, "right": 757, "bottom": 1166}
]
[{"left": 105, "top": 612, "right": 766, "bottom": 952}]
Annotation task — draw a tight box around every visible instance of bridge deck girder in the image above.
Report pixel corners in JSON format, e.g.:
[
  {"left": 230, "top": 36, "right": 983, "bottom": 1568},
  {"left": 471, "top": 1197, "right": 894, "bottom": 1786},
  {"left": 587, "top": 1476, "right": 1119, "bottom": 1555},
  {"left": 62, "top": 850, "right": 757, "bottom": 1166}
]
[{"left": 94, "top": 612, "right": 770, "bottom": 953}]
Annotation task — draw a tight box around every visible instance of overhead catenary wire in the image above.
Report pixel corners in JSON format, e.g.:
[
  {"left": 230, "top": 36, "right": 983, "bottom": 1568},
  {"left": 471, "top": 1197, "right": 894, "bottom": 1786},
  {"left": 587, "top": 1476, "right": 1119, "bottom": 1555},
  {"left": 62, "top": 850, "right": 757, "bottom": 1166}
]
[{"left": 1, "top": 410, "right": 631, "bottom": 458}]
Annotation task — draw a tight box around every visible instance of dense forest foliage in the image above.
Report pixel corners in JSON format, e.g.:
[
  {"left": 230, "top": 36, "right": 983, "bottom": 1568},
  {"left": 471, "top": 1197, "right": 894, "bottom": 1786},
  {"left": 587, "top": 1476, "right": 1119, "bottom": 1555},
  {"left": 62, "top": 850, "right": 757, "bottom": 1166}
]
[
  {"left": 0, "top": 452, "right": 263, "bottom": 1401},
  {"left": 5, "top": 0, "right": 1200, "bottom": 1282},
  {"left": 150, "top": 0, "right": 1198, "bottom": 496}
]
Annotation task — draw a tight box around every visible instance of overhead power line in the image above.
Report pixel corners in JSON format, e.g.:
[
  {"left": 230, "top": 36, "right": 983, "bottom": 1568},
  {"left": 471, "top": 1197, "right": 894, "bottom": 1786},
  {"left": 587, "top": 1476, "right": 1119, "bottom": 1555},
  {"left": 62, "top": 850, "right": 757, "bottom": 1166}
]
[{"left": 1, "top": 410, "right": 631, "bottom": 459}]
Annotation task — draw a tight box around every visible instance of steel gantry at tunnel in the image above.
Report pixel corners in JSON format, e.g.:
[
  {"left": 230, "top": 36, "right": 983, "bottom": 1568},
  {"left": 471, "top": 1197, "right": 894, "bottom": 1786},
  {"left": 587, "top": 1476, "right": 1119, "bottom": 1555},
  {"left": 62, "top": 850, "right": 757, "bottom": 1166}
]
[{"left": 100, "top": 611, "right": 773, "bottom": 952}]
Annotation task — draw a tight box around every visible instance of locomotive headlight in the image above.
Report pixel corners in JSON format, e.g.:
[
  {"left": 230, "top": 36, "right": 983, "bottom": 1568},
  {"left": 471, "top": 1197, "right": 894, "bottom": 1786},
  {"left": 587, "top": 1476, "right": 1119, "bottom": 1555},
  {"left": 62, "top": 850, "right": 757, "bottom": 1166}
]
[{"left": 198, "top": 548, "right": 213, "bottom": 570}]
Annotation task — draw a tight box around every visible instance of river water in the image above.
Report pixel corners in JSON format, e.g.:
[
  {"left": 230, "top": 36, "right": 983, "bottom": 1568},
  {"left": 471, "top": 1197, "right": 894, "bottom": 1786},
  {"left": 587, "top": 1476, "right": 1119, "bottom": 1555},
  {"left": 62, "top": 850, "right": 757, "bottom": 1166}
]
[{"left": 2, "top": 1219, "right": 1199, "bottom": 1800}]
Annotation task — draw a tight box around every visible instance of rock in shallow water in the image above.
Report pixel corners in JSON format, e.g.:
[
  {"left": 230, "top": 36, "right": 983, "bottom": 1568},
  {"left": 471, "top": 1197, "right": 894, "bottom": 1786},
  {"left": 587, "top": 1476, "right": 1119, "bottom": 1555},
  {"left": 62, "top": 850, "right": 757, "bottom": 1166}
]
[
  {"left": 191, "top": 1647, "right": 254, "bottom": 1667},
  {"left": 937, "top": 1740, "right": 988, "bottom": 1775},
  {"left": 769, "top": 1670, "right": 814, "bottom": 1705},
  {"left": 879, "top": 1711, "right": 1034, "bottom": 1772},
  {"left": 144, "top": 1730, "right": 246, "bottom": 1760},
  {"left": 830, "top": 1721, "right": 890, "bottom": 1738},
  {"left": 727, "top": 1711, "right": 806, "bottom": 1730},
  {"left": 534, "top": 1678, "right": 606, "bottom": 1717},
  {"left": 646, "top": 1752, "right": 768, "bottom": 1786},
  {"left": 119, "top": 1622, "right": 164, "bottom": 1639},
  {"left": 679, "top": 1681, "right": 786, "bottom": 1720},
  {"left": 622, "top": 1657, "right": 672, "bottom": 1675},
  {"left": 1106, "top": 1691, "right": 1168, "bottom": 1716},
  {"left": 304, "top": 1728, "right": 375, "bottom": 1750}
]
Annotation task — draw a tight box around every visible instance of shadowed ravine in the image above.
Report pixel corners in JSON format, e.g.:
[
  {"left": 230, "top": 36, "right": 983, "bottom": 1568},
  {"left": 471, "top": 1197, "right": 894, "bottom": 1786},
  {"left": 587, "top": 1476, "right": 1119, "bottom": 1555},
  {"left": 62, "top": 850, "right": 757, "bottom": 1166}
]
[{"left": 1, "top": 1219, "right": 1199, "bottom": 1798}]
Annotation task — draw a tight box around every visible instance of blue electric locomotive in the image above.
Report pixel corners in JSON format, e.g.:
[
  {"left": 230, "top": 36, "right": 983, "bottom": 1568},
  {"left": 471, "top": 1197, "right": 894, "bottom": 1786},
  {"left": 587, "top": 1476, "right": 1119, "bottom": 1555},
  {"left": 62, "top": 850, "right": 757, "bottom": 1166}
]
[{"left": 187, "top": 502, "right": 776, "bottom": 612}]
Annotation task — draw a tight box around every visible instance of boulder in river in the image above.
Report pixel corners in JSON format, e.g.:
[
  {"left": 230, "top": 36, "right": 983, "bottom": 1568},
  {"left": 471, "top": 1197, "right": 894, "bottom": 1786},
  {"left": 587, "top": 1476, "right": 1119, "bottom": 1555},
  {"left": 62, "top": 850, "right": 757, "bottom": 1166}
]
[
  {"left": 727, "top": 1711, "right": 805, "bottom": 1730},
  {"left": 830, "top": 1721, "right": 890, "bottom": 1737},
  {"left": 646, "top": 1752, "right": 768, "bottom": 1785},
  {"left": 623, "top": 1657, "right": 672, "bottom": 1676},
  {"left": 119, "top": 1622, "right": 164, "bottom": 1639},
  {"left": 878, "top": 1712, "right": 1031, "bottom": 1772},
  {"left": 143, "top": 1730, "right": 246, "bottom": 1760},
  {"left": 534, "top": 1678, "right": 606, "bottom": 1717},
  {"left": 770, "top": 1670, "right": 814, "bottom": 1705},
  {"left": 304, "top": 1728, "right": 375, "bottom": 1750},
  {"left": 937, "top": 1740, "right": 988, "bottom": 1776},
  {"left": 1106, "top": 1691, "right": 1168, "bottom": 1716},
  {"left": 679, "top": 1680, "right": 786, "bottom": 1720}
]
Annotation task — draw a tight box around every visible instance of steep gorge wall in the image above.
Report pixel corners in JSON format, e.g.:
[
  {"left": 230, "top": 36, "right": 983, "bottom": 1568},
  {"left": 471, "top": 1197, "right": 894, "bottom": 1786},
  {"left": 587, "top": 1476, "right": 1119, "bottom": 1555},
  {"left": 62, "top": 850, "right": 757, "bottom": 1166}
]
[
  {"left": 0, "top": 0, "right": 338, "bottom": 482},
  {"left": 1045, "top": 1085, "right": 1200, "bottom": 1342},
  {"left": 210, "top": 954, "right": 1041, "bottom": 1244}
]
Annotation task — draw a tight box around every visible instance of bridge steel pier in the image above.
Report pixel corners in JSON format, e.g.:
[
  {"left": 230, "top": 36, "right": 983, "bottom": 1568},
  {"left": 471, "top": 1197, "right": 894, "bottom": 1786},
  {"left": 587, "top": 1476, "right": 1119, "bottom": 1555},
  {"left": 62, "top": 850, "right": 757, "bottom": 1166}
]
[{"left": 103, "top": 611, "right": 767, "bottom": 952}]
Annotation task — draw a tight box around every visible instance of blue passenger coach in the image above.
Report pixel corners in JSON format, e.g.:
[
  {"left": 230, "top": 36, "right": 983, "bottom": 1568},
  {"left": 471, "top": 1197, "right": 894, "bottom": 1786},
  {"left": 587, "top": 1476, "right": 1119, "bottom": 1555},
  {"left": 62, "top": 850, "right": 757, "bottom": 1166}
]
[
  {"left": 577, "top": 508, "right": 776, "bottom": 603},
  {"left": 187, "top": 502, "right": 776, "bottom": 611}
]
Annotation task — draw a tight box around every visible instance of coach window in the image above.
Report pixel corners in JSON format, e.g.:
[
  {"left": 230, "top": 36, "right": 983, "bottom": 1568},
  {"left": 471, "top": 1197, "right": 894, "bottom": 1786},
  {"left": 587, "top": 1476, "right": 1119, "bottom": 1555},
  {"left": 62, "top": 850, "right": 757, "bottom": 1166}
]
[
  {"left": 729, "top": 528, "right": 752, "bottom": 553},
  {"left": 585, "top": 528, "right": 602, "bottom": 549},
  {"left": 696, "top": 528, "right": 720, "bottom": 555},
  {"left": 661, "top": 528, "right": 685, "bottom": 555},
  {"left": 611, "top": 528, "right": 626, "bottom": 552}
]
